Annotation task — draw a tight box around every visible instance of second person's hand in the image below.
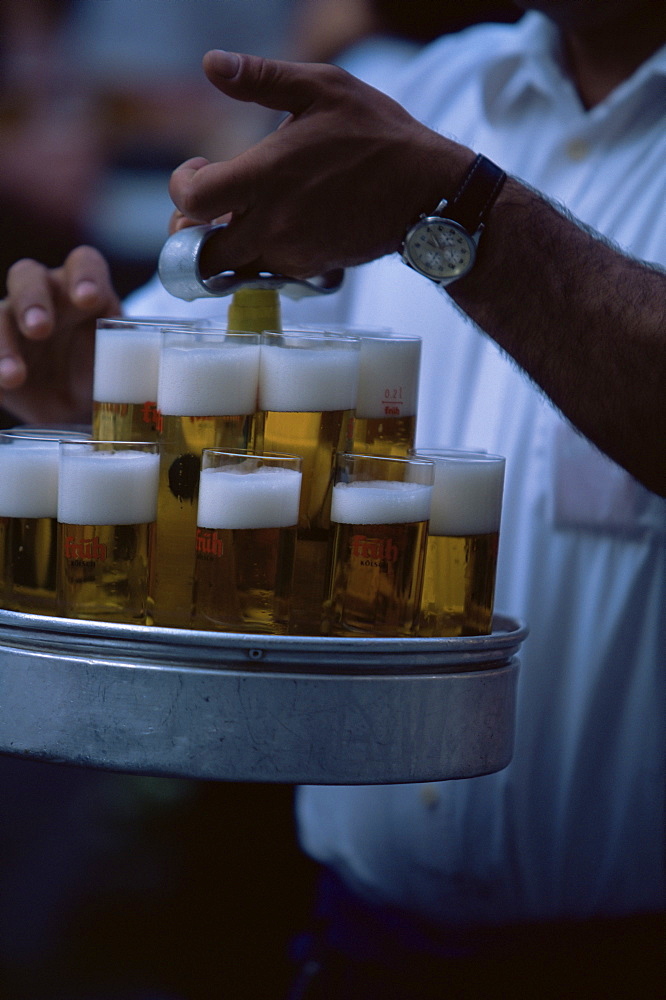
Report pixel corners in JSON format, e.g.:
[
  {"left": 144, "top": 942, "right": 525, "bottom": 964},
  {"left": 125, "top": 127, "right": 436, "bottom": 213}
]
[{"left": 0, "top": 246, "right": 121, "bottom": 425}]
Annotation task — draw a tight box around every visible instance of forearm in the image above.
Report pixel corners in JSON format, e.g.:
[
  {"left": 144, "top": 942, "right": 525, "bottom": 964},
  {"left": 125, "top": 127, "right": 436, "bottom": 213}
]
[{"left": 448, "top": 178, "right": 666, "bottom": 495}]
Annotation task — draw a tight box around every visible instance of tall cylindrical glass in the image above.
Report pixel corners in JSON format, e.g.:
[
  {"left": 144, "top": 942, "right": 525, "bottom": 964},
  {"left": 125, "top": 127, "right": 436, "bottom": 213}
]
[
  {"left": 153, "top": 327, "right": 261, "bottom": 627},
  {"left": 351, "top": 330, "right": 421, "bottom": 456},
  {"left": 326, "top": 452, "right": 434, "bottom": 637},
  {"left": 0, "top": 429, "right": 91, "bottom": 614},
  {"left": 92, "top": 317, "right": 201, "bottom": 441},
  {"left": 193, "top": 450, "right": 302, "bottom": 634},
  {"left": 57, "top": 440, "right": 159, "bottom": 624},
  {"left": 258, "top": 330, "right": 360, "bottom": 634},
  {"left": 413, "top": 449, "right": 505, "bottom": 636}
]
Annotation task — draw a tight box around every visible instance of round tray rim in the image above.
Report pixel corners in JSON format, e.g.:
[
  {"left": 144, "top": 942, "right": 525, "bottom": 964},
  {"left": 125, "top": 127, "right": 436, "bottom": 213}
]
[{"left": 0, "top": 608, "right": 528, "bottom": 675}]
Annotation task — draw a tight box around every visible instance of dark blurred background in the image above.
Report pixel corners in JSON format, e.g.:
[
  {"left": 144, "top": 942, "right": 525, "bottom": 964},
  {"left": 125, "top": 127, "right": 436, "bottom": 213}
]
[
  {"left": 0, "top": 0, "right": 520, "bottom": 299},
  {"left": 0, "top": 760, "right": 319, "bottom": 1000}
]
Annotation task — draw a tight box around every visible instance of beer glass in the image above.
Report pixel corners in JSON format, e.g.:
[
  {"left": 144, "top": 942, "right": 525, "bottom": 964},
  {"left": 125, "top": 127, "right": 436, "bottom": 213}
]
[
  {"left": 413, "top": 449, "right": 505, "bottom": 636},
  {"left": 352, "top": 330, "right": 421, "bottom": 456},
  {"left": 57, "top": 440, "right": 159, "bottom": 624},
  {"left": 193, "top": 450, "right": 302, "bottom": 634},
  {"left": 289, "top": 324, "right": 421, "bottom": 456},
  {"left": 154, "top": 327, "right": 261, "bottom": 627},
  {"left": 259, "top": 329, "right": 361, "bottom": 634},
  {"left": 327, "top": 452, "right": 434, "bottom": 637},
  {"left": 92, "top": 316, "right": 201, "bottom": 441},
  {"left": 4, "top": 423, "right": 93, "bottom": 436},
  {"left": 0, "top": 430, "right": 90, "bottom": 614}
]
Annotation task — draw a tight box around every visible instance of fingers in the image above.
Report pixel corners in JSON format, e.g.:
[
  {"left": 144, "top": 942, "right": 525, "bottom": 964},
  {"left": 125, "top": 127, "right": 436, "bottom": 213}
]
[
  {"left": 5, "top": 259, "right": 61, "bottom": 341},
  {"left": 63, "top": 245, "right": 117, "bottom": 306},
  {"left": 61, "top": 245, "right": 121, "bottom": 320},
  {"left": 168, "top": 157, "right": 222, "bottom": 224},
  {"left": 6, "top": 246, "right": 119, "bottom": 340},
  {"left": 0, "top": 246, "right": 120, "bottom": 395},
  {"left": 0, "top": 306, "right": 27, "bottom": 390},
  {"left": 196, "top": 224, "right": 253, "bottom": 279},
  {"left": 169, "top": 209, "right": 195, "bottom": 234},
  {"left": 169, "top": 153, "right": 260, "bottom": 236},
  {"left": 202, "top": 50, "right": 329, "bottom": 115},
  {"left": 168, "top": 207, "right": 234, "bottom": 236}
]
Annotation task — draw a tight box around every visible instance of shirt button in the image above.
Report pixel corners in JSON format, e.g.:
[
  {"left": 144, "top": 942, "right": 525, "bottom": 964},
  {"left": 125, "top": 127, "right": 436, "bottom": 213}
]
[
  {"left": 566, "top": 139, "right": 590, "bottom": 161},
  {"left": 420, "top": 783, "right": 440, "bottom": 809}
]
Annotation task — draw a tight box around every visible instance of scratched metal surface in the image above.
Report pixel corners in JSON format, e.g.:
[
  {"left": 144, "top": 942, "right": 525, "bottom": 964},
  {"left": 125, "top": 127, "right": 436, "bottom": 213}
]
[{"left": 0, "top": 611, "right": 526, "bottom": 784}]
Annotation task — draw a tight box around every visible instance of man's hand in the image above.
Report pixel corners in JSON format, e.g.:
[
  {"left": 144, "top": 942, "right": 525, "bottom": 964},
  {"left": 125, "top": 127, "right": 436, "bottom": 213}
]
[
  {"left": 0, "top": 246, "right": 121, "bottom": 425},
  {"left": 168, "top": 50, "right": 474, "bottom": 280},
  {"left": 169, "top": 51, "right": 666, "bottom": 495}
]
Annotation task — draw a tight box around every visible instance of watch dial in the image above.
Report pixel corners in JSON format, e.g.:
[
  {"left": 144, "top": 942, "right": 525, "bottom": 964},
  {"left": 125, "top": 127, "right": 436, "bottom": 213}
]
[{"left": 410, "top": 222, "right": 474, "bottom": 279}]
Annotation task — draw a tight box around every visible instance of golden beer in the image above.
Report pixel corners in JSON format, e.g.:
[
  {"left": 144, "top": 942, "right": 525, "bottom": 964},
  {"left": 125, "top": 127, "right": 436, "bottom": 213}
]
[
  {"left": 352, "top": 414, "right": 417, "bottom": 458},
  {"left": 420, "top": 531, "right": 500, "bottom": 636},
  {"left": 227, "top": 287, "right": 281, "bottom": 335},
  {"left": 0, "top": 433, "right": 62, "bottom": 613},
  {"left": 413, "top": 450, "right": 505, "bottom": 636},
  {"left": 327, "top": 454, "right": 433, "bottom": 637},
  {"left": 259, "top": 331, "right": 360, "bottom": 634},
  {"left": 93, "top": 400, "right": 160, "bottom": 442},
  {"left": 153, "top": 331, "right": 261, "bottom": 627},
  {"left": 192, "top": 452, "right": 302, "bottom": 633},
  {"left": 58, "top": 521, "right": 156, "bottom": 623},
  {"left": 194, "top": 524, "right": 297, "bottom": 633},
  {"left": 57, "top": 442, "right": 159, "bottom": 623},
  {"left": 6, "top": 516, "right": 58, "bottom": 614},
  {"left": 352, "top": 332, "right": 421, "bottom": 456}
]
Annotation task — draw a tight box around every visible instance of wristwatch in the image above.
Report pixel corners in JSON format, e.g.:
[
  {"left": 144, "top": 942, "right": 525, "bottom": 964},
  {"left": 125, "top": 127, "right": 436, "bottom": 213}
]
[{"left": 401, "top": 154, "right": 506, "bottom": 287}]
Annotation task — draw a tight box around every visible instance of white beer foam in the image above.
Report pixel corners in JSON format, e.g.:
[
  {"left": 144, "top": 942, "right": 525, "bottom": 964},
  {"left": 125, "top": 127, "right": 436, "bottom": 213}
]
[
  {"left": 356, "top": 337, "right": 421, "bottom": 419},
  {"left": 259, "top": 344, "right": 359, "bottom": 412},
  {"left": 58, "top": 449, "right": 159, "bottom": 525},
  {"left": 0, "top": 441, "right": 60, "bottom": 518},
  {"left": 332, "top": 480, "right": 432, "bottom": 525},
  {"left": 93, "top": 327, "right": 161, "bottom": 403},
  {"left": 158, "top": 344, "right": 260, "bottom": 416},
  {"left": 197, "top": 465, "right": 302, "bottom": 529},
  {"left": 428, "top": 458, "right": 504, "bottom": 535}
]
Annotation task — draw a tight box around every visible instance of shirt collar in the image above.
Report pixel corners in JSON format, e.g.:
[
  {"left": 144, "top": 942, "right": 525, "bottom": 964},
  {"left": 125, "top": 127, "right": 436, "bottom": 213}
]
[{"left": 482, "top": 11, "right": 666, "bottom": 119}]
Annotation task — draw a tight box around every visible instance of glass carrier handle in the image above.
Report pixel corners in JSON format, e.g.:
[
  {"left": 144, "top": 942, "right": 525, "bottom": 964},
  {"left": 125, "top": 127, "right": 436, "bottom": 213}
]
[{"left": 158, "top": 223, "right": 344, "bottom": 301}]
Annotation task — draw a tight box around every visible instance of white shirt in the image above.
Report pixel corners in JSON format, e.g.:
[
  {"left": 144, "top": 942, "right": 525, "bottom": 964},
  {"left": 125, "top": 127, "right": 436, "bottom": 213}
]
[{"left": 127, "top": 13, "right": 666, "bottom": 926}]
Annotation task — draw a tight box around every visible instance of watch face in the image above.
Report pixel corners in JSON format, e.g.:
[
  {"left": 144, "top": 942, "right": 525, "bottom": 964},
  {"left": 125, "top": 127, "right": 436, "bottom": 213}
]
[{"left": 404, "top": 218, "right": 475, "bottom": 281}]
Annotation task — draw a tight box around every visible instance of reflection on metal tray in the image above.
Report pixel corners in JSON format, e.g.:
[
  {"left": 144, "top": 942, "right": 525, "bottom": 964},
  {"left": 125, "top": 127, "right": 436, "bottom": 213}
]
[{"left": 0, "top": 609, "right": 527, "bottom": 785}]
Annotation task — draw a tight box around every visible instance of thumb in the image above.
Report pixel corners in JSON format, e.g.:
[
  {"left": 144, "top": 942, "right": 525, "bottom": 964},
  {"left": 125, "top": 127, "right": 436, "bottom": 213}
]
[{"left": 202, "top": 49, "right": 325, "bottom": 116}]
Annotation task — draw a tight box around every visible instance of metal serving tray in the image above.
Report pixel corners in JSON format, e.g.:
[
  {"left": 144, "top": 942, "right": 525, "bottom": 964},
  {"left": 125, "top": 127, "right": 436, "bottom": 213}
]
[{"left": 0, "top": 610, "right": 526, "bottom": 784}]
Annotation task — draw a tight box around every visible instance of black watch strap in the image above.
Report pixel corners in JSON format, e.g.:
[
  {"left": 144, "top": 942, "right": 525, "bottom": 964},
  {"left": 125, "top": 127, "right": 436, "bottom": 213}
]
[{"left": 438, "top": 154, "right": 506, "bottom": 234}]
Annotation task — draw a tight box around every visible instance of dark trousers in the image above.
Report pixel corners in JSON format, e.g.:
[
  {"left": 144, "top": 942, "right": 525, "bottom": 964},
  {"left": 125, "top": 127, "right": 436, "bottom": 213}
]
[{"left": 287, "top": 869, "right": 665, "bottom": 1000}]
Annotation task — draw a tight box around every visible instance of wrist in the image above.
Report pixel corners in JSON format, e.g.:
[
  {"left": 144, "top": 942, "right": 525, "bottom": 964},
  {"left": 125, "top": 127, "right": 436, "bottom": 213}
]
[
  {"left": 406, "top": 137, "right": 479, "bottom": 230},
  {"left": 400, "top": 148, "right": 507, "bottom": 287}
]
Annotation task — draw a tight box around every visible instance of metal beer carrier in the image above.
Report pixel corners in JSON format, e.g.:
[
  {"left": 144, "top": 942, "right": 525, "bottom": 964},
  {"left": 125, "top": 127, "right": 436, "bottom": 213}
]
[
  {"left": 0, "top": 231, "right": 527, "bottom": 784},
  {"left": 0, "top": 609, "right": 525, "bottom": 783}
]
